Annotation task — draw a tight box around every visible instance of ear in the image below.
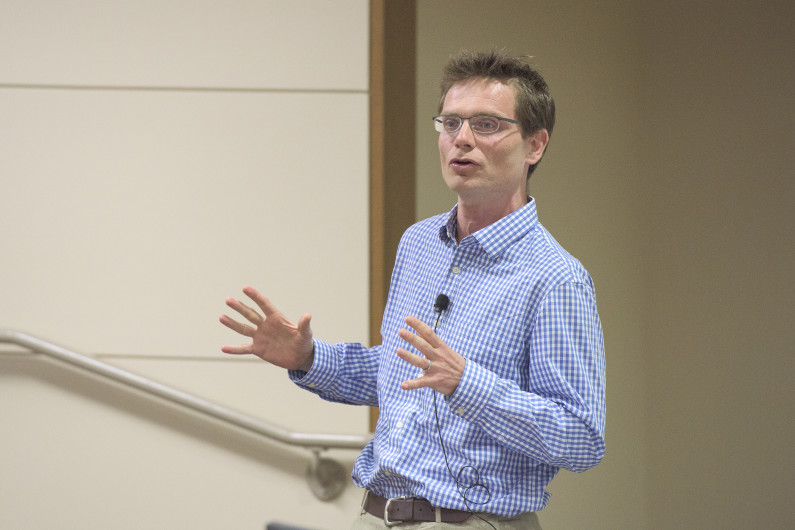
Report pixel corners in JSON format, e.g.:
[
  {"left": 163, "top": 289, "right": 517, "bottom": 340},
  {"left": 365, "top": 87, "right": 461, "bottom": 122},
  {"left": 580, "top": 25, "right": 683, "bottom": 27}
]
[{"left": 525, "top": 129, "right": 550, "bottom": 165}]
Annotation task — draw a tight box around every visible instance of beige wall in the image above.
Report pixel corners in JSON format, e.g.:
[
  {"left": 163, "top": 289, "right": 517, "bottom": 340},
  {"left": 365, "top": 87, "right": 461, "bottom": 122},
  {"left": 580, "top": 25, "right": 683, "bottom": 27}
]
[
  {"left": 417, "top": 1, "right": 793, "bottom": 529},
  {"left": 1, "top": 1, "right": 370, "bottom": 528},
  {"left": 641, "top": 2, "right": 794, "bottom": 528}
]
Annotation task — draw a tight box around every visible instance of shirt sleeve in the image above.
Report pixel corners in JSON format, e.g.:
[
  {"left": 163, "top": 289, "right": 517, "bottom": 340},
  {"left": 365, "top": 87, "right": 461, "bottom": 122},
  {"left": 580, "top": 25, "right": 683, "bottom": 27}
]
[
  {"left": 289, "top": 338, "right": 381, "bottom": 407},
  {"left": 445, "top": 280, "right": 606, "bottom": 473}
]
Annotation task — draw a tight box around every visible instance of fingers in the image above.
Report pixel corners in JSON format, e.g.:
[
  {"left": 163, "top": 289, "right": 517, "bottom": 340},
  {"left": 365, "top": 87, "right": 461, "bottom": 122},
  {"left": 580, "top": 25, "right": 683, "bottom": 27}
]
[
  {"left": 396, "top": 316, "right": 439, "bottom": 371},
  {"left": 220, "top": 343, "right": 252, "bottom": 355},
  {"left": 404, "top": 315, "right": 442, "bottom": 347},
  {"left": 397, "top": 315, "right": 466, "bottom": 396},
  {"left": 243, "top": 285, "right": 280, "bottom": 317},
  {"left": 219, "top": 313, "right": 256, "bottom": 355},
  {"left": 221, "top": 287, "right": 284, "bottom": 334},
  {"left": 225, "top": 296, "right": 262, "bottom": 325},
  {"left": 396, "top": 346, "right": 430, "bottom": 372},
  {"left": 397, "top": 324, "right": 435, "bottom": 358},
  {"left": 219, "top": 287, "right": 273, "bottom": 355},
  {"left": 401, "top": 375, "right": 429, "bottom": 391},
  {"left": 396, "top": 348, "right": 432, "bottom": 391},
  {"left": 219, "top": 314, "right": 255, "bottom": 337}
]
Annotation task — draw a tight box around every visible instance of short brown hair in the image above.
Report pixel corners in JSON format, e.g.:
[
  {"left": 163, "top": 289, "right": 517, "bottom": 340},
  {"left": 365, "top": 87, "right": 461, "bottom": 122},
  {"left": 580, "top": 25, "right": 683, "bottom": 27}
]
[{"left": 439, "top": 49, "right": 555, "bottom": 177}]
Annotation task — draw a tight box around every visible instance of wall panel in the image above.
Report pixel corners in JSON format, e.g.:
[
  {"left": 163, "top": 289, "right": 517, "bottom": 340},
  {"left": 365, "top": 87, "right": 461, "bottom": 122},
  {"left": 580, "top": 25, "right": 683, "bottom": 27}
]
[
  {"left": 0, "top": 356, "right": 364, "bottom": 529},
  {"left": 0, "top": 0, "right": 368, "bottom": 90},
  {"left": 1, "top": 88, "right": 368, "bottom": 357}
]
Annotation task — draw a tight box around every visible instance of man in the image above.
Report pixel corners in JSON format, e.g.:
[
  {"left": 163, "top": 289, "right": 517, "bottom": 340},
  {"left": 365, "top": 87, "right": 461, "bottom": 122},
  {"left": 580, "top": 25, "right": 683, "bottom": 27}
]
[{"left": 221, "top": 50, "right": 605, "bottom": 529}]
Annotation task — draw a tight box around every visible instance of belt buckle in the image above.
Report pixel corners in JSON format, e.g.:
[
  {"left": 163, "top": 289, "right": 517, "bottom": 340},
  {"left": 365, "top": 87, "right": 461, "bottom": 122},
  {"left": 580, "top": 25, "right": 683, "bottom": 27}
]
[{"left": 383, "top": 496, "right": 408, "bottom": 527}]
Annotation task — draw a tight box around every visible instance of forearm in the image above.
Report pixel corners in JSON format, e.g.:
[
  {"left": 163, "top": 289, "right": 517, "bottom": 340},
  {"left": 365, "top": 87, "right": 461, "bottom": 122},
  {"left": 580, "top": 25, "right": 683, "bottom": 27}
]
[
  {"left": 290, "top": 338, "right": 380, "bottom": 407},
  {"left": 447, "top": 362, "right": 605, "bottom": 472}
]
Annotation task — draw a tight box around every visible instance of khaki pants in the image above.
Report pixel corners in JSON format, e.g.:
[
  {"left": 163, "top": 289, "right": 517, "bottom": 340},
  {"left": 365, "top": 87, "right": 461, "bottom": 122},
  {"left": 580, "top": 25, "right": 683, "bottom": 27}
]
[{"left": 349, "top": 507, "right": 542, "bottom": 529}]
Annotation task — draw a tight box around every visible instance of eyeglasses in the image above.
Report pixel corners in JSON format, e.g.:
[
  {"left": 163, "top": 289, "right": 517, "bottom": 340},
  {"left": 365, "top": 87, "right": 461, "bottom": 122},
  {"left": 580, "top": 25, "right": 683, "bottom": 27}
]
[{"left": 432, "top": 115, "right": 520, "bottom": 135}]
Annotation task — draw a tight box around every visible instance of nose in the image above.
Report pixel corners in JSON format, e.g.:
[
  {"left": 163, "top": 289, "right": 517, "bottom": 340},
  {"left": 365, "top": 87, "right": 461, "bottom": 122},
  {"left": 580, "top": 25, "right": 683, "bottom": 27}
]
[{"left": 453, "top": 119, "right": 476, "bottom": 149}]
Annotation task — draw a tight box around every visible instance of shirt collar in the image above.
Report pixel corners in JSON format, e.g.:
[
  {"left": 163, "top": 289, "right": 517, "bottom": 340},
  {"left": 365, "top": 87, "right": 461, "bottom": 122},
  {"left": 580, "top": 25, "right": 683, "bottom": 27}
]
[{"left": 438, "top": 197, "right": 539, "bottom": 258}]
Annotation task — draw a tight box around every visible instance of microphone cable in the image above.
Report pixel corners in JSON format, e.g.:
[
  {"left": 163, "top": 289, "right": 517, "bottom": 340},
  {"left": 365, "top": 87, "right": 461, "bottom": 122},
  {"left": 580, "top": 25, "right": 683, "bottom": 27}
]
[{"left": 431, "top": 295, "right": 497, "bottom": 530}]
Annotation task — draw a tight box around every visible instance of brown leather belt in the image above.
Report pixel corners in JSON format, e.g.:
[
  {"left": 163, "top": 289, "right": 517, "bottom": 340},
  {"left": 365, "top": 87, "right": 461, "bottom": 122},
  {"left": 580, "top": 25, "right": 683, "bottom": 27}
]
[{"left": 363, "top": 492, "right": 472, "bottom": 525}]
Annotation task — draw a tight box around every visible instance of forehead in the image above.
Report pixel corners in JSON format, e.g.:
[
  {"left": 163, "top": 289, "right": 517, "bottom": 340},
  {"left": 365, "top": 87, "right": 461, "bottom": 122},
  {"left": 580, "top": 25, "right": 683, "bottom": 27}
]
[{"left": 442, "top": 78, "right": 517, "bottom": 116}]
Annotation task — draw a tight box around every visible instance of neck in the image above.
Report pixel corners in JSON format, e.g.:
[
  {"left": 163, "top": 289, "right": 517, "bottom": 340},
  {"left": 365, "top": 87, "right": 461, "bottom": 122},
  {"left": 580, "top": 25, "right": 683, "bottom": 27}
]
[{"left": 455, "top": 194, "right": 528, "bottom": 242}]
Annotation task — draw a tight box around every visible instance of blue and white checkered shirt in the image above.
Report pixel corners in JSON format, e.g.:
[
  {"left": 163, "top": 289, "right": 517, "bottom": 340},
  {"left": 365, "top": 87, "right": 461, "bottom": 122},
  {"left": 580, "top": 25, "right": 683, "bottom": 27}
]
[{"left": 292, "top": 198, "right": 606, "bottom": 516}]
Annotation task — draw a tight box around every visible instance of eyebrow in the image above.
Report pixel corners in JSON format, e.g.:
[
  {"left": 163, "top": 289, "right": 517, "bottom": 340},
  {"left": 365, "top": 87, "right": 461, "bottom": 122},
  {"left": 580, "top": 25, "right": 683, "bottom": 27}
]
[{"left": 439, "top": 112, "right": 512, "bottom": 119}]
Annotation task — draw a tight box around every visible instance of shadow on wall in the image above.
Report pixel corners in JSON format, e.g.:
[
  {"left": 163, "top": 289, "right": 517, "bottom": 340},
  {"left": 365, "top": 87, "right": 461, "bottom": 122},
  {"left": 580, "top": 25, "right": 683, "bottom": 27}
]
[
  {"left": 267, "top": 523, "right": 327, "bottom": 530},
  {"left": 2, "top": 355, "right": 314, "bottom": 474}
]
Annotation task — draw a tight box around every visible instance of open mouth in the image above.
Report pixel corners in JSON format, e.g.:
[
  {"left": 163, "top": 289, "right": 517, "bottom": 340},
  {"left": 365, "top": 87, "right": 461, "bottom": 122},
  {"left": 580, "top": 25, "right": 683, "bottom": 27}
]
[{"left": 451, "top": 158, "right": 476, "bottom": 167}]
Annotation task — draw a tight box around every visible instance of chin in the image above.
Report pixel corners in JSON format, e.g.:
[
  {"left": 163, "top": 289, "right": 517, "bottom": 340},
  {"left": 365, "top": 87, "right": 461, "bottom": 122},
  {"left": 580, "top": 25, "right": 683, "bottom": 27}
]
[{"left": 442, "top": 176, "right": 470, "bottom": 195}]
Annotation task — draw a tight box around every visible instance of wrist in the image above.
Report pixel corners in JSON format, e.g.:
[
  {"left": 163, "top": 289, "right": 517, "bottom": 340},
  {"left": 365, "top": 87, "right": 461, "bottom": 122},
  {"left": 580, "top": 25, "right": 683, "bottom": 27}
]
[{"left": 297, "top": 344, "right": 315, "bottom": 372}]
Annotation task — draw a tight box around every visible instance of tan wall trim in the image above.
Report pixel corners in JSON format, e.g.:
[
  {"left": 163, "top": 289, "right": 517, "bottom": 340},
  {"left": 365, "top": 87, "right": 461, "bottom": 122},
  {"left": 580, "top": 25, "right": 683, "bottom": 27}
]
[{"left": 369, "top": 0, "right": 416, "bottom": 430}]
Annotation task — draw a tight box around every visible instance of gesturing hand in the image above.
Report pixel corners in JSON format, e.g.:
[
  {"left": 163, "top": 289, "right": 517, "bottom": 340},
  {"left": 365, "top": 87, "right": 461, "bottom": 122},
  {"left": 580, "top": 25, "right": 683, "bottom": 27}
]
[
  {"left": 220, "top": 286, "right": 315, "bottom": 372},
  {"left": 396, "top": 315, "right": 466, "bottom": 397}
]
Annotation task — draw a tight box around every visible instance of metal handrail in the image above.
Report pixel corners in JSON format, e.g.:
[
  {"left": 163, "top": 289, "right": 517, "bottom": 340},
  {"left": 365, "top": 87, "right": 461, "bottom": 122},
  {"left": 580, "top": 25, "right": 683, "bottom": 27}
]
[{"left": 0, "top": 329, "right": 370, "bottom": 451}]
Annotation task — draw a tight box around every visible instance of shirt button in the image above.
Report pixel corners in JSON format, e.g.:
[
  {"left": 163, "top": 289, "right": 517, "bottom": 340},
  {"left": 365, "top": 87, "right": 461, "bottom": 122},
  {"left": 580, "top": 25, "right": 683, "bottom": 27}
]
[
  {"left": 452, "top": 266, "right": 462, "bottom": 274},
  {"left": 395, "top": 421, "right": 403, "bottom": 429},
  {"left": 384, "top": 470, "right": 392, "bottom": 477},
  {"left": 307, "top": 383, "right": 316, "bottom": 389},
  {"left": 456, "top": 407, "right": 466, "bottom": 415}
]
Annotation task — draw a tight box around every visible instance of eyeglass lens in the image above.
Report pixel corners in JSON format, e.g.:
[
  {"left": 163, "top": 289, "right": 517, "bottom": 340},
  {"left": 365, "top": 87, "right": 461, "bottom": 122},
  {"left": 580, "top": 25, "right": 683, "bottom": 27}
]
[{"left": 435, "top": 116, "right": 503, "bottom": 134}]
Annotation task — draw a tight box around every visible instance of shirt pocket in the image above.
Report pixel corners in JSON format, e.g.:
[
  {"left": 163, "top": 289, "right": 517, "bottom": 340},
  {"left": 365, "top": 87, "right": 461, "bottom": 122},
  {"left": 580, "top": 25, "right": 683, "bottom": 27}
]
[{"left": 449, "top": 327, "right": 529, "bottom": 386}]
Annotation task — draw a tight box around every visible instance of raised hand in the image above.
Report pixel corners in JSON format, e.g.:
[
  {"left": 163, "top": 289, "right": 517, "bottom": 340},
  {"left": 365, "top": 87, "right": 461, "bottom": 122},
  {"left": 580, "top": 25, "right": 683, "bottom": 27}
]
[
  {"left": 220, "top": 286, "right": 315, "bottom": 372},
  {"left": 396, "top": 315, "right": 467, "bottom": 396}
]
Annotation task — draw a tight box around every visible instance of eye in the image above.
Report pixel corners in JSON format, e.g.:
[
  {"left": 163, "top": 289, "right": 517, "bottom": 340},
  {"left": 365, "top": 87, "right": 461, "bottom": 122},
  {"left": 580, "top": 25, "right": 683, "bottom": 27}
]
[
  {"left": 472, "top": 117, "right": 499, "bottom": 132},
  {"left": 442, "top": 116, "right": 462, "bottom": 131}
]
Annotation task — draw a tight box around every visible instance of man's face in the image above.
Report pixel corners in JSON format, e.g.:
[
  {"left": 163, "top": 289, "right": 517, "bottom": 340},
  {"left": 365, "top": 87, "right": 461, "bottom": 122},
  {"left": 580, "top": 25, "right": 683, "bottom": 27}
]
[{"left": 438, "top": 79, "right": 547, "bottom": 206}]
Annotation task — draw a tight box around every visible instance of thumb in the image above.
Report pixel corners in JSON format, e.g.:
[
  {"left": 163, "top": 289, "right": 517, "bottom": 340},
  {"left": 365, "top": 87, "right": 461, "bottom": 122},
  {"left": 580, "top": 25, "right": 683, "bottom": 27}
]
[{"left": 297, "top": 313, "right": 313, "bottom": 338}]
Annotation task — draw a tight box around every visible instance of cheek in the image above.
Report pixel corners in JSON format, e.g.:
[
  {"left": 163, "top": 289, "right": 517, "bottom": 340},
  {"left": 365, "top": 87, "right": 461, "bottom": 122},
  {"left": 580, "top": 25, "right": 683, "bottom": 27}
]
[
  {"left": 501, "top": 143, "right": 529, "bottom": 168},
  {"left": 438, "top": 136, "right": 454, "bottom": 166},
  {"left": 438, "top": 134, "right": 452, "bottom": 153},
  {"left": 438, "top": 140, "right": 450, "bottom": 174}
]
